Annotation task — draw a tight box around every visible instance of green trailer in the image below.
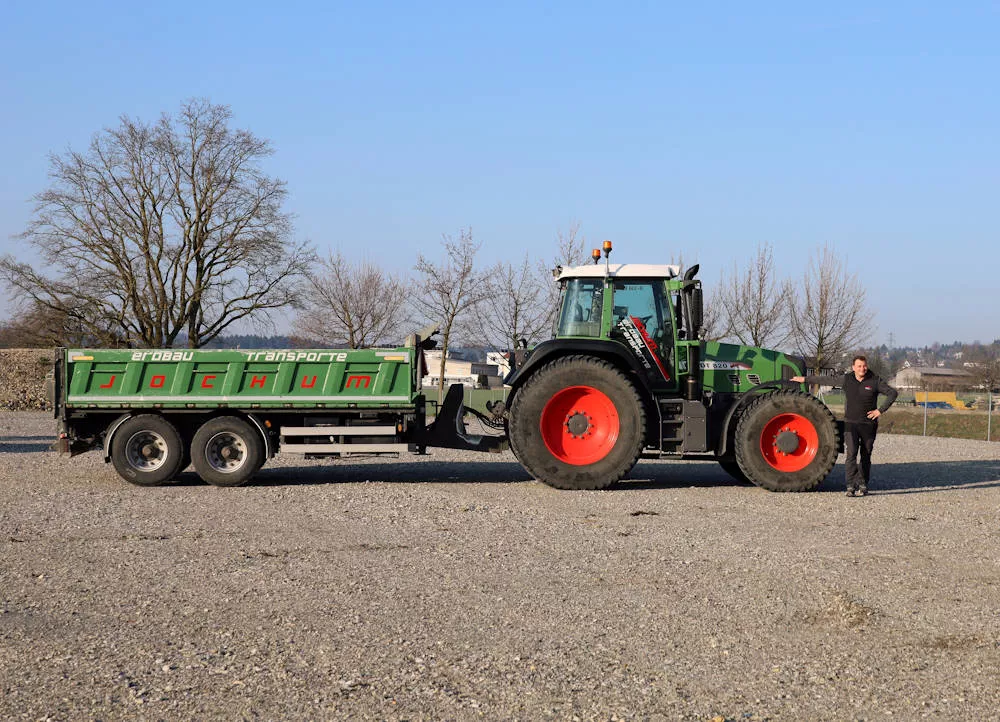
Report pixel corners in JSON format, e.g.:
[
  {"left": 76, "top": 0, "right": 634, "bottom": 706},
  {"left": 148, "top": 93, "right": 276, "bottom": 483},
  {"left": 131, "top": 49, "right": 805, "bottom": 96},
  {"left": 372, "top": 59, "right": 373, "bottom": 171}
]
[
  {"left": 51, "top": 337, "right": 501, "bottom": 486},
  {"left": 51, "top": 243, "right": 842, "bottom": 491}
]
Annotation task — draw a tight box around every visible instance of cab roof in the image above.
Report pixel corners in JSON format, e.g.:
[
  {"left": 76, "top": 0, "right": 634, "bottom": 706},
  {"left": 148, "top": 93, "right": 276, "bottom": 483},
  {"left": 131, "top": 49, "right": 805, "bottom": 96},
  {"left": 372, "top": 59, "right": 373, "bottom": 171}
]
[{"left": 556, "top": 263, "right": 681, "bottom": 281}]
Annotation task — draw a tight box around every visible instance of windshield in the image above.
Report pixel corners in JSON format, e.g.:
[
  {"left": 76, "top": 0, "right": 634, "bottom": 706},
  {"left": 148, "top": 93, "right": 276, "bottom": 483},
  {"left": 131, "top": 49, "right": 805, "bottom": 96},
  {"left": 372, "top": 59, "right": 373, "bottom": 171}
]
[{"left": 557, "top": 278, "right": 604, "bottom": 337}]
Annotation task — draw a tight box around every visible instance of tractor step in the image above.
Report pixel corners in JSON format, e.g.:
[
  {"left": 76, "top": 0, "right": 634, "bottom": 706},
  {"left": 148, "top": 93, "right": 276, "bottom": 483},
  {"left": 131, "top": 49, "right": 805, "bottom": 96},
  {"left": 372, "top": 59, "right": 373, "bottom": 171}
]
[
  {"left": 658, "top": 399, "right": 684, "bottom": 453},
  {"left": 656, "top": 398, "right": 708, "bottom": 454}
]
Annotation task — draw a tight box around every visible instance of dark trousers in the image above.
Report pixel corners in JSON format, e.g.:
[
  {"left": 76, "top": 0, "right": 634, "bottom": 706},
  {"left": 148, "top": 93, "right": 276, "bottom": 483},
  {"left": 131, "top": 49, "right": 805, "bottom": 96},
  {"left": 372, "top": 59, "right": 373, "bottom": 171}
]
[{"left": 845, "top": 421, "right": 877, "bottom": 489}]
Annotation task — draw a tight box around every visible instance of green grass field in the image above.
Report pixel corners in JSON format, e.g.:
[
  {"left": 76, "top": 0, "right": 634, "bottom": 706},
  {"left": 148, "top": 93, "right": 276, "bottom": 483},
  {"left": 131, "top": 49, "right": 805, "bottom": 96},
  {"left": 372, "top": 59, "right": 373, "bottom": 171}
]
[
  {"left": 880, "top": 407, "right": 1000, "bottom": 441},
  {"left": 816, "top": 400, "right": 999, "bottom": 443}
]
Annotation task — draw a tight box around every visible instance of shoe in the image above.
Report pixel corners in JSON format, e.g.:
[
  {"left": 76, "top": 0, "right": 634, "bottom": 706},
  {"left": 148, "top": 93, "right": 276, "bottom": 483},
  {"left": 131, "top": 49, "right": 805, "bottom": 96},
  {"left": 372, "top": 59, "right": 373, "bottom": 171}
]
[
  {"left": 846, "top": 488, "right": 856, "bottom": 497},
  {"left": 858, "top": 486, "right": 869, "bottom": 496}
]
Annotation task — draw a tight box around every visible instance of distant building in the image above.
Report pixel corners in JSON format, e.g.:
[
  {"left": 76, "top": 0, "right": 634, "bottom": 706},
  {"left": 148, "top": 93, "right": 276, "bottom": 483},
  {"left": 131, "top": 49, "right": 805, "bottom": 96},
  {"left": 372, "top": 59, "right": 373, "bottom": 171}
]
[
  {"left": 423, "top": 350, "right": 499, "bottom": 388},
  {"left": 891, "top": 366, "right": 972, "bottom": 390},
  {"left": 486, "top": 351, "right": 511, "bottom": 379}
]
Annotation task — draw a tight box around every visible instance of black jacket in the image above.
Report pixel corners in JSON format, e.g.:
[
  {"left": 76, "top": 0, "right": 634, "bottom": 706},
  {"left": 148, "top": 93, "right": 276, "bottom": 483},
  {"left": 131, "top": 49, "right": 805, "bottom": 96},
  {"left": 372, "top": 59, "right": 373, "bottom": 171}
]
[{"left": 802, "top": 371, "right": 898, "bottom": 424}]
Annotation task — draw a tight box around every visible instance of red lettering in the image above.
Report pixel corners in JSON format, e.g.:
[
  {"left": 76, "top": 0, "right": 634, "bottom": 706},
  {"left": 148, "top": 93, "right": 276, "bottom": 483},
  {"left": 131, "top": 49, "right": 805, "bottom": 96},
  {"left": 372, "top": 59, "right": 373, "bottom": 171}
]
[
  {"left": 300, "top": 375, "right": 317, "bottom": 389},
  {"left": 345, "top": 375, "right": 371, "bottom": 389},
  {"left": 99, "top": 375, "right": 116, "bottom": 389},
  {"left": 250, "top": 375, "right": 267, "bottom": 388},
  {"left": 201, "top": 375, "right": 216, "bottom": 389},
  {"left": 150, "top": 375, "right": 166, "bottom": 389}
]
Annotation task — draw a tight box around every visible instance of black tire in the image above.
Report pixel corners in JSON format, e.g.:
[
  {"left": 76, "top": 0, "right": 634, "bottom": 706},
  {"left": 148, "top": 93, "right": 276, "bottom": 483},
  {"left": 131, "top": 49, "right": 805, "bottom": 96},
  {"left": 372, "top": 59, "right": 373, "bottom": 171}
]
[
  {"left": 734, "top": 389, "right": 839, "bottom": 492},
  {"left": 110, "top": 414, "right": 185, "bottom": 486},
  {"left": 190, "top": 416, "right": 264, "bottom": 487},
  {"left": 509, "top": 355, "right": 645, "bottom": 490},
  {"left": 718, "top": 458, "right": 752, "bottom": 485}
]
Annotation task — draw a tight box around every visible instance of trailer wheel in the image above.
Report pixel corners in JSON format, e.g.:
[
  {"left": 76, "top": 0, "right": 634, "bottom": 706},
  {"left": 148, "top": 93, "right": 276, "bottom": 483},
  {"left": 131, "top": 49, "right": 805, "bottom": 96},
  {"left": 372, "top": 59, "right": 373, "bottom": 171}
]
[
  {"left": 191, "top": 416, "right": 264, "bottom": 487},
  {"left": 734, "top": 389, "right": 839, "bottom": 492},
  {"left": 509, "top": 355, "right": 645, "bottom": 490},
  {"left": 111, "top": 414, "right": 185, "bottom": 486}
]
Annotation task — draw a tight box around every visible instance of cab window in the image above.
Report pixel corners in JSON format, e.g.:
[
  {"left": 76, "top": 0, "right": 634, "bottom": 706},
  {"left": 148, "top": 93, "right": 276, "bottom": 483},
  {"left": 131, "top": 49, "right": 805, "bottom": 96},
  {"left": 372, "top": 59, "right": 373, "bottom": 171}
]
[{"left": 557, "top": 278, "right": 604, "bottom": 338}]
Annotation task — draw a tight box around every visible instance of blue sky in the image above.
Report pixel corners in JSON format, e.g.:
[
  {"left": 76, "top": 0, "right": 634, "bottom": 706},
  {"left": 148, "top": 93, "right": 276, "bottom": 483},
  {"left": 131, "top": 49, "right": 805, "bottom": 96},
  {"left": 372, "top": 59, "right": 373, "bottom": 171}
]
[{"left": 2, "top": 1, "right": 997, "bottom": 347}]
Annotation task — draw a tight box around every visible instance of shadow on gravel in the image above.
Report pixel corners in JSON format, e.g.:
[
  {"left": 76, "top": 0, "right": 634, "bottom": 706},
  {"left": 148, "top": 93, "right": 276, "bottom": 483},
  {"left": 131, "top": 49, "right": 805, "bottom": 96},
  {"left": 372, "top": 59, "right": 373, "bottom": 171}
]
[
  {"left": 251, "top": 461, "right": 532, "bottom": 486},
  {"left": 864, "top": 459, "right": 1000, "bottom": 494},
  {"left": 624, "top": 458, "right": 1000, "bottom": 494},
  {"left": 623, "top": 463, "right": 747, "bottom": 490},
  {"left": 0, "top": 436, "right": 52, "bottom": 453},
  {"left": 163, "top": 461, "right": 534, "bottom": 487},
  {"left": 152, "top": 458, "right": 1000, "bottom": 493}
]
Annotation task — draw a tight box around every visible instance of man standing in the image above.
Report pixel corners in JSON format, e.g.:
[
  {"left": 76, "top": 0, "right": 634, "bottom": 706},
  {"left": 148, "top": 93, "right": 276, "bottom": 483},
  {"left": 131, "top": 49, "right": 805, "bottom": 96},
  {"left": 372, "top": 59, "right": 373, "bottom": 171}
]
[{"left": 792, "top": 355, "right": 898, "bottom": 497}]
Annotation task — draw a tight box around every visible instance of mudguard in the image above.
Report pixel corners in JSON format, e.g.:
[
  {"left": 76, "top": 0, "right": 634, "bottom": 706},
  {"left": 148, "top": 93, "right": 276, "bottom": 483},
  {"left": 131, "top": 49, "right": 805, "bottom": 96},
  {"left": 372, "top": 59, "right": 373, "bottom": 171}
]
[
  {"left": 505, "top": 339, "right": 653, "bottom": 396},
  {"left": 716, "top": 380, "right": 845, "bottom": 457}
]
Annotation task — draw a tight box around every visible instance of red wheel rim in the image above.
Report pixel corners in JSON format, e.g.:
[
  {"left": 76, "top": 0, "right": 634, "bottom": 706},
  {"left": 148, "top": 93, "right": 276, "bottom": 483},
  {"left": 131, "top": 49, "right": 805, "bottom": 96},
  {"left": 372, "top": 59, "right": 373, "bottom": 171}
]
[
  {"left": 540, "top": 385, "right": 620, "bottom": 465},
  {"left": 759, "top": 412, "right": 819, "bottom": 472}
]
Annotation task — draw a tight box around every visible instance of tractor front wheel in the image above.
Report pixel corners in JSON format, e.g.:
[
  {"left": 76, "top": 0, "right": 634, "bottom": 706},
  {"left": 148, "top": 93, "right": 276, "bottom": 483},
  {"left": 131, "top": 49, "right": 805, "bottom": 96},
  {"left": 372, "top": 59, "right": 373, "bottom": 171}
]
[
  {"left": 734, "top": 389, "right": 839, "bottom": 492},
  {"left": 509, "top": 356, "right": 645, "bottom": 490}
]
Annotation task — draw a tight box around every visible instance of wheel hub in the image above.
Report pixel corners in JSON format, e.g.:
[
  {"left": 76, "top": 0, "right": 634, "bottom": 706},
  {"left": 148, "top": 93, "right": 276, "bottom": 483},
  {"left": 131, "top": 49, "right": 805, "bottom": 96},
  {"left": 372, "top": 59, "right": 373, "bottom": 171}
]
[
  {"left": 206, "top": 432, "right": 247, "bottom": 472},
  {"left": 775, "top": 429, "right": 800, "bottom": 454},
  {"left": 125, "top": 431, "right": 168, "bottom": 472},
  {"left": 539, "top": 385, "right": 622, "bottom": 466},
  {"left": 758, "top": 411, "right": 820, "bottom": 472},
  {"left": 565, "top": 411, "right": 592, "bottom": 437}
]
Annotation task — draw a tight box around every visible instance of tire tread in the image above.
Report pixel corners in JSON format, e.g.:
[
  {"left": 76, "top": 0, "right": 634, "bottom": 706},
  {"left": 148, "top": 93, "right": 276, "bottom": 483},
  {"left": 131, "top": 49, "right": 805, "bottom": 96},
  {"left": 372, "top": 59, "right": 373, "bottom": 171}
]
[
  {"left": 734, "top": 389, "right": 839, "bottom": 492},
  {"left": 509, "top": 355, "right": 645, "bottom": 490}
]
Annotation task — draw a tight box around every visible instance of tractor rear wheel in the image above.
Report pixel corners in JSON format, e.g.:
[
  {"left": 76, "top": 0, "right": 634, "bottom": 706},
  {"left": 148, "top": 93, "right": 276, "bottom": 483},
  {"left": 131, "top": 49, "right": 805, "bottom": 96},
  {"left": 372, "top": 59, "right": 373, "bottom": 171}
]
[
  {"left": 509, "top": 356, "right": 645, "bottom": 490},
  {"left": 734, "top": 389, "right": 839, "bottom": 492}
]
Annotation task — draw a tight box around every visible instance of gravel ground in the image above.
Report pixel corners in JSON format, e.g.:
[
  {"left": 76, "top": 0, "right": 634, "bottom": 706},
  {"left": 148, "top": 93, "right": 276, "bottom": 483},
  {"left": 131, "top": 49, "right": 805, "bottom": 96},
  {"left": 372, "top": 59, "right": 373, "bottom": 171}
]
[
  {"left": 2, "top": 411, "right": 1000, "bottom": 721},
  {"left": 0, "top": 349, "right": 52, "bottom": 410}
]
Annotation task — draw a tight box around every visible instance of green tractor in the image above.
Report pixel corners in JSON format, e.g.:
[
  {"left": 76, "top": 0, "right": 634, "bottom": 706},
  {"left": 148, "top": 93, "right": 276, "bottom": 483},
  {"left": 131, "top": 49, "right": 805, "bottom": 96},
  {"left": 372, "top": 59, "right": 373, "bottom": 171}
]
[{"left": 502, "top": 244, "right": 841, "bottom": 491}]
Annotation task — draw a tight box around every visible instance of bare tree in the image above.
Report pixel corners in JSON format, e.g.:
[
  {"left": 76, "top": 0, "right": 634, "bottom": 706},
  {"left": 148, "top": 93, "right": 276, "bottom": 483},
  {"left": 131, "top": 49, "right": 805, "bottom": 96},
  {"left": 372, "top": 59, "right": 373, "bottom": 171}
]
[
  {"left": 970, "top": 343, "right": 1000, "bottom": 392},
  {"left": 699, "top": 287, "right": 729, "bottom": 342},
  {"left": 414, "top": 228, "right": 484, "bottom": 394},
  {"left": 293, "top": 250, "right": 409, "bottom": 348},
  {"left": 0, "top": 99, "right": 313, "bottom": 348},
  {"left": 715, "top": 243, "right": 789, "bottom": 348},
  {"left": 787, "top": 245, "right": 874, "bottom": 372},
  {"left": 552, "top": 222, "right": 590, "bottom": 269},
  {"left": 468, "top": 253, "right": 552, "bottom": 353},
  {"left": 539, "top": 223, "right": 593, "bottom": 330},
  {"left": 0, "top": 302, "right": 95, "bottom": 348}
]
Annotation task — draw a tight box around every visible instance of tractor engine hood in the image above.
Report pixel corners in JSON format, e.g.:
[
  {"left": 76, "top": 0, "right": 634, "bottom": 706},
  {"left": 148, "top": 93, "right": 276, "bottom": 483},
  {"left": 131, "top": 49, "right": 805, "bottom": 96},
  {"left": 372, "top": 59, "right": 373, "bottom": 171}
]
[{"left": 699, "top": 341, "right": 803, "bottom": 394}]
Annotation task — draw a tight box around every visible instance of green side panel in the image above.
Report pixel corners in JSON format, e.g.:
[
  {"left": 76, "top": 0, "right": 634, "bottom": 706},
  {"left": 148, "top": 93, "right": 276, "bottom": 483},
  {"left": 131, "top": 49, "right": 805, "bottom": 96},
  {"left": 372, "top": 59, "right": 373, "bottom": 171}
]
[
  {"left": 700, "top": 342, "right": 796, "bottom": 393},
  {"left": 63, "top": 348, "right": 418, "bottom": 409},
  {"left": 238, "top": 365, "right": 280, "bottom": 395}
]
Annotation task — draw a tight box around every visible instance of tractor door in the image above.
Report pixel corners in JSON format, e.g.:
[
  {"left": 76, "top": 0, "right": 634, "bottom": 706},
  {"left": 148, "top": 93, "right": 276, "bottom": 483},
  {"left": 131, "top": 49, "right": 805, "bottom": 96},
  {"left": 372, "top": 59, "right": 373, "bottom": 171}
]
[{"left": 609, "top": 280, "right": 675, "bottom": 389}]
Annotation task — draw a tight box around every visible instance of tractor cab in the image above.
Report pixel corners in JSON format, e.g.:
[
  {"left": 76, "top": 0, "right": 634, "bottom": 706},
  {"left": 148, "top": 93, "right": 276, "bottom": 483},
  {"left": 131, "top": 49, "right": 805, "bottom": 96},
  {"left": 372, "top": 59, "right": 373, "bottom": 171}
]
[{"left": 553, "top": 247, "right": 701, "bottom": 393}]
